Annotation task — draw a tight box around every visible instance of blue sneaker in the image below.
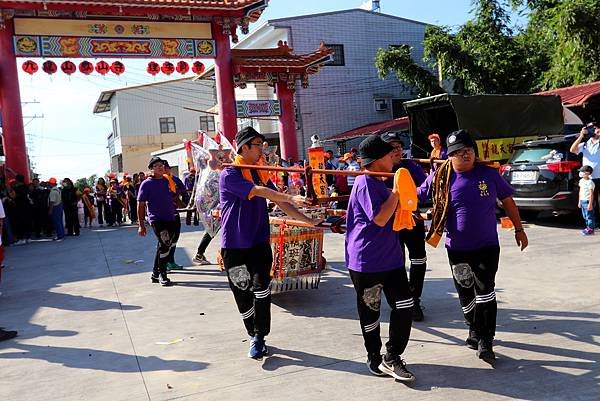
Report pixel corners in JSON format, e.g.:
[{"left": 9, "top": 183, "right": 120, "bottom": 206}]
[{"left": 248, "top": 336, "right": 268, "bottom": 359}]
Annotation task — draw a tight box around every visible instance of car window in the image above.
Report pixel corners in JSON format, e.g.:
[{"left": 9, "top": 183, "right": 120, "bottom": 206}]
[{"left": 511, "top": 147, "right": 564, "bottom": 163}]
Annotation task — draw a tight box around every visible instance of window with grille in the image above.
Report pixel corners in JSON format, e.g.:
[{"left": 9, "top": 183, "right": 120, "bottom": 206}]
[
  {"left": 112, "top": 117, "right": 119, "bottom": 138},
  {"left": 199, "top": 115, "right": 215, "bottom": 132},
  {"left": 159, "top": 117, "right": 176, "bottom": 133},
  {"left": 324, "top": 44, "right": 345, "bottom": 66}
]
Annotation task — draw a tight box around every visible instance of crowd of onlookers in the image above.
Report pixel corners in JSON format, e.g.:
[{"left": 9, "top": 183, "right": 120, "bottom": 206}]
[{"left": 0, "top": 172, "right": 154, "bottom": 246}]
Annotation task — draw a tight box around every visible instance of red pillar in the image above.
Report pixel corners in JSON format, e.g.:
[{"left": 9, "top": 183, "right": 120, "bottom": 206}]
[
  {"left": 212, "top": 22, "right": 237, "bottom": 143},
  {"left": 275, "top": 81, "right": 298, "bottom": 161},
  {"left": 0, "top": 17, "right": 29, "bottom": 180}
]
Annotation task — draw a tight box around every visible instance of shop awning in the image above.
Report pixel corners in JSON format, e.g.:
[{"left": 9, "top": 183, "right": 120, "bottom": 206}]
[{"left": 323, "top": 117, "right": 409, "bottom": 142}]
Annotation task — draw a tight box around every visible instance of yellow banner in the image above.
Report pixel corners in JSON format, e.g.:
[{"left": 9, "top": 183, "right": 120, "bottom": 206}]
[
  {"left": 308, "top": 147, "right": 327, "bottom": 198},
  {"left": 14, "top": 18, "right": 211, "bottom": 39},
  {"left": 475, "top": 136, "right": 536, "bottom": 161}
]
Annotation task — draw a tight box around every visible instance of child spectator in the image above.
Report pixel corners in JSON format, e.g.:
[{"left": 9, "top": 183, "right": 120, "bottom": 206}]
[
  {"left": 82, "top": 188, "right": 95, "bottom": 228},
  {"left": 578, "top": 165, "right": 595, "bottom": 235}
]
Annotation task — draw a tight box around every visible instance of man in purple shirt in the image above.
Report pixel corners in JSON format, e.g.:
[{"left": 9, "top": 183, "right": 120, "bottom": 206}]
[
  {"left": 418, "top": 129, "right": 528, "bottom": 362},
  {"left": 345, "top": 134, "right": 415, "bottom": 383},
  {"left": 220, "top": 127, "right": 316, "bottom": 360},
  {"left": 137, "top": 156, "right": 177, "bottom": 286},
  {"left": 382, "top": 132, "right": 428, "bottom": 322},
  {"left": 163, "top": 160, "right": 186, "bottom": 271}
]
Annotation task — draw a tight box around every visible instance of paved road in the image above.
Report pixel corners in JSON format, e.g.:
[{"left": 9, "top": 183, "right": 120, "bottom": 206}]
[{"left": 0, "top": 217, "right": 598, "bottom": 401}]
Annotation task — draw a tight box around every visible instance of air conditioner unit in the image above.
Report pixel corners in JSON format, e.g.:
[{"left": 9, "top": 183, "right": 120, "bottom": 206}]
[{"left": 374, "top": 99, "right": 388, "bottom": 111}]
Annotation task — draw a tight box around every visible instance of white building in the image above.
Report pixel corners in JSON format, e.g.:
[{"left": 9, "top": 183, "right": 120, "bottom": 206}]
[
  {"left": 231, "top": 8, "right": 429, "bottom": 157},
  {"left": 93, "top": 77, "right": 216, "bottom": 174},
  {"left": 94, "top": 7, "right": 429, "bottom": 170}
]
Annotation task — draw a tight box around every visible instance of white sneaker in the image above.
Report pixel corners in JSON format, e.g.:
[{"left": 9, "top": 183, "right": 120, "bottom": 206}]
[{"left": 13, "top": 240, "right": 27, "bottom": 246}]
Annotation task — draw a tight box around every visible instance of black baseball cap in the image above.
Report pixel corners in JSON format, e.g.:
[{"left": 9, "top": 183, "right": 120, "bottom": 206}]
[
  {"left": 148, "top": 156, "right": 165, "bottom": 169},
  {"left": 446, "top": 129, "right": 476, "bottom": 155},
  {"left": 359, "top": 135, "right": 393, "bottom": 166},
  {"left": 235, "top": 126, "right": 265, "bottom": 152}
]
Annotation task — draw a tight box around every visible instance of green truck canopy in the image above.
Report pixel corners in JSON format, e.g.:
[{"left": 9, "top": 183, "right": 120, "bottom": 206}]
[{"left": 403, "top": 94, "right": 564, "bottom": 158}]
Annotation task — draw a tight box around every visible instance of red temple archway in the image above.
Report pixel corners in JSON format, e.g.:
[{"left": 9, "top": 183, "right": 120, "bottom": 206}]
[{"left": 0, "top": 0, "right": 269, "bottom": 180}]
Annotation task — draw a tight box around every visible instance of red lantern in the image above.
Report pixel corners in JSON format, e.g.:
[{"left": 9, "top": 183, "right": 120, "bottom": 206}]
[
  {"left": 42, "top": 60, "right": 57, "bottom": 75},
  {"left": 110, "top": 61, "right": 125, "bottom": 75},
  {"left": 22, "top": 60, "right": 38, "bottom": 75},
  {"left": 96, "top": 61, "right": 110, "bottom": 75},
  {"left": 147, "top": 61, "right": 160, "bottom": 76},
  {"left": 176, "top": 61, "right": 189, "bottom": 74},
  {"left": 192, "top": 61, "right": 205, "bottom": 75},
  {"left": 79, "top": 61, "right": 94, "bottom": 75},
  {"left": 61, "top": 61, "right": 77, "bottom": 75},
  {"left": 161, "top": 61, "right": 175, "bottom": 75}
]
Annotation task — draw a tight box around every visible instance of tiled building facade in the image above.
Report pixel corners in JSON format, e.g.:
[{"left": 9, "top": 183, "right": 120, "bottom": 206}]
[{"left": 235, "top": 9, "right": 428, "bottom": 157}]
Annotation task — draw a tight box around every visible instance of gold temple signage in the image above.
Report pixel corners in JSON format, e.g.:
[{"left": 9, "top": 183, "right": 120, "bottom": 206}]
[
  {"left": 13, "top": 19, "right": 215, "bottom": 58},
  {"left": 14, "top": 18, "right": 212, "bottom": 39}
]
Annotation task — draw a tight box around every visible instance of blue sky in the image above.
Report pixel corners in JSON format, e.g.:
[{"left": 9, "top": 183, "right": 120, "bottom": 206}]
[{"left": 18, "top": 0, "right": 525, "bottom": 180}]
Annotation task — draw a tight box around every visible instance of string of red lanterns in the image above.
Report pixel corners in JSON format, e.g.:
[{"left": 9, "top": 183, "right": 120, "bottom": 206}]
[{"left": 21, "top": 60, "right": 203, "bottom": 76}]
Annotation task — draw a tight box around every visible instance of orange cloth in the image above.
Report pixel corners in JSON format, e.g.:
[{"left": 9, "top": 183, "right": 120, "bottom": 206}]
[
  {"left": 163, "top": 174, "right": 177, "bottom": 194},
  {"left": 82, "top": 194, "right": 96, "bottom": 219},
  {"left": 392, "top": 168, "right": 417, "bottom": 231},
  {"left": 431, "top": 147, "right": 442, "bottom": 159},
  {"left": 233, "top": 155, "right": 272, "bottom": 200}
]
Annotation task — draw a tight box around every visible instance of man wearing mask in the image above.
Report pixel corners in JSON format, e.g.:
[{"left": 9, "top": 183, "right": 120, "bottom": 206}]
[{"left": 570, "top": 125, "right": 600, "bottom": 222}]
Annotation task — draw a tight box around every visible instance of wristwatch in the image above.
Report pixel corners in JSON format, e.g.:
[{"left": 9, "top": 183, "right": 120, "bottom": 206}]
[{"left": 514, "top": 228, "right": 525, "bottom": 233}]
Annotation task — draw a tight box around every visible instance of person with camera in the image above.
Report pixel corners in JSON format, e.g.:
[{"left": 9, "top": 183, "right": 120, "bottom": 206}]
[{"left": 570, "top": 124, "right": 600, "bottom": 223}]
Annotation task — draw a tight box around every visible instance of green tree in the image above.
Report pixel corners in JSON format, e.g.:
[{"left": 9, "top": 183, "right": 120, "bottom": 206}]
[
  {"left": 514, "top": 0, "right": 600, "bottom": 89},
  {"left": 74, "top": 177, "right": 89, "bottom": 192},
  {"left": 375, "top": 0, "right": 546, "bottom": 95}
]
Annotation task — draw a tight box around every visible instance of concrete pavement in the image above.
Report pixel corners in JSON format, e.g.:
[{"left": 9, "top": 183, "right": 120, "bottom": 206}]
[{"left": 0, "top": 216, "right": 598, "bottom": 401}]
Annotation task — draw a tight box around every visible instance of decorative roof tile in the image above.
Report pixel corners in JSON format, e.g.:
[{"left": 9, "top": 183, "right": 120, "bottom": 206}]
[
  {"left": 232, "top": 41, "right": 334, "bottom": 70},
  {"left": 1, "top": 0, "right": 267, "bottom": 19}
]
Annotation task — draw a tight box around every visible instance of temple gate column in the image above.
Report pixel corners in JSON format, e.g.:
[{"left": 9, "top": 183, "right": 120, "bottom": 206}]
[
  {"left": 275, "top": 81, "right": 298, "bottom": 161},
  {"left": 212, "top": 22, "right": 237, "bottom": 143},
  {"left": 0, "top": 16, "right": 29, "bottom": 180}
]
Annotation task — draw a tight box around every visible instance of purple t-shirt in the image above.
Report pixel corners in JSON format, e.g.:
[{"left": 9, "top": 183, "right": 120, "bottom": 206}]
[
  {"left": 219, "top": 167, "right": 276, "bottom": 249},
  {"left": 137, "top": 178, "right": 176, "bottom": 224},
  {"left": 418, "top": 165, "right": 514, "bottom": 250},
  {"left": 345, "top": 175, "right": 404, "bottom": 273}
]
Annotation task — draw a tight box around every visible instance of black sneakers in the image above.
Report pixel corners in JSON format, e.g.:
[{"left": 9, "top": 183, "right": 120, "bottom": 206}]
[
  {"left": 466, "top": 328, "right": 479, "bottom": 350},
  {"left": 477, "top": 338, "right": 496, "bottom": 362},
  {"left": 379, "top": 354, "right": 416, "bottom": 383},
  {"left": 193, "top": 254, "right": 211, "bottom": 265},
  {"left": 151, "top": 274, "right": 173, "bottom": 286},
  {"left": 0, "top": 329, "right": 18, "bottom": 342},
  {"left": 412, "top": 298, "right": 424, "bottom": 322},
  {"left": 366, "top": 353, "right": 386, "bottom": 376}
]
